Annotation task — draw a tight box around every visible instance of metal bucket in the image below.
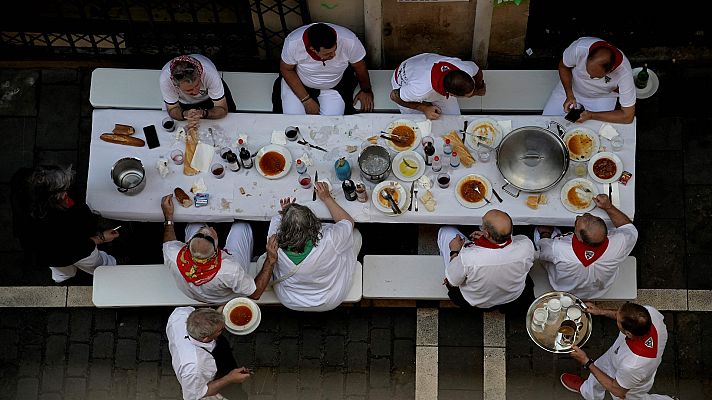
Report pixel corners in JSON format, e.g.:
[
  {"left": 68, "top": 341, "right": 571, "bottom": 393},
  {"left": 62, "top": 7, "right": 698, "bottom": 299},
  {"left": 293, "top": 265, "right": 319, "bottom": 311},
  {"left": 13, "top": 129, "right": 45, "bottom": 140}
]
[
  {"left": 358, "top": 145, "right": 391, "bottom": 183},
  {"left": 111, "top": 157, "right": 146, "bottom": 195}
]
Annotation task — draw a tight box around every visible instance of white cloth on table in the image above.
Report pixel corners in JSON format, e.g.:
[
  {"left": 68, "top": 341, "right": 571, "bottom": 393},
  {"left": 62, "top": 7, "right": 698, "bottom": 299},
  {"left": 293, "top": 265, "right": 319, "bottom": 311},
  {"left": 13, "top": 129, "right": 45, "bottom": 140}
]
[
  {"left": 163, "top": 222, "right": 255, "bottom": 303},
  {"left": 266, "top": 215, "right": 360, "bottom": 311},
  {"left": 599, "top": 123, "right": 620, "bottom": 140},
  {"left": 539, "top": 223, "right": 638, "bottom": 299},
  {"left": 281, "top": 79, "right": 346, "bottom": 116},
  {"left": 543, "top": 37, "right": 635, "bottom": 116},
  {"left": 166, "top": 307, "right": 218, "bottom": 400},
  {"left": 580, "top": 306, "right": 672, "bottom": 400},
  {"left": 159, "top": 54, "right": 225, "bottom": 106},
  {"left": 280, "top": 23, "right": 366, "bottom": 90},
  {"left": 437, "top": 227, "right": 535, "bottom": 308},
  {"left": 50, "top": 246, "right": 116, "bottom": 283},
  {"left": 191, "top": 143, "right": 215, "bottom": 172}
]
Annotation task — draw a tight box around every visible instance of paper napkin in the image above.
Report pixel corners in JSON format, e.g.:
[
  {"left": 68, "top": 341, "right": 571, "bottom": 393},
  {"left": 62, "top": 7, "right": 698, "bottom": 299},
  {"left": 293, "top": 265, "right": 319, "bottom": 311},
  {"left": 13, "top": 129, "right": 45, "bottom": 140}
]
[
  {"left": 271, "top": 130, "right": 287, "bottom": 145},
  {"left": 599, "top": 123, "right": 619, "bottom": 140}
]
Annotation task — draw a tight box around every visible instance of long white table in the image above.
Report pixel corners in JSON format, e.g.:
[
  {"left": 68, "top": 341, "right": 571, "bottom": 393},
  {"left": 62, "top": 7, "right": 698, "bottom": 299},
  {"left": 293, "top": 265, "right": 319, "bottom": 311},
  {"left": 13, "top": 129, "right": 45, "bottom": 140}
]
[{"left": 87, "top": 109, "right": 635, "bottom": 225}]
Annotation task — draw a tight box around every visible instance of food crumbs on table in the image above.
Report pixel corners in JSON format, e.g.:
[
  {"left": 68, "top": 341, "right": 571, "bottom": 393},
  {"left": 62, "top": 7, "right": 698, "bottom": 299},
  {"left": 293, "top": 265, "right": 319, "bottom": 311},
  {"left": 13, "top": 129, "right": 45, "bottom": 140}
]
[
  {"left": 239, "top": 187, "right": 246, "bottom": 195},
  {"left": 234, "top": 208, "right": 243, "bottom": 213},
  {"left": 346, "top": 145, "right": 358, "bottom": 153},
  {"left": 221, "top": 198, "right": 231, "bottom": 209},
  {"left": 537, "top": 193, "right": 548, "bottom": 205}
]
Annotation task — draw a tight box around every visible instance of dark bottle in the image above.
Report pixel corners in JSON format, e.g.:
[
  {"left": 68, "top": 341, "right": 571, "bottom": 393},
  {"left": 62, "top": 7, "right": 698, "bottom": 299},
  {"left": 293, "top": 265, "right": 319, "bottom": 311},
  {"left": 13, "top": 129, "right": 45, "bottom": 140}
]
[
  {"left": 635, "top": 63, "right": 649, "bottom": 89},
  {"left": 342, "top": 179, "right": 357, "bottom": 201},
  {"left": 226, "top": 151, "right": 240, "bottom": 172},
  {"left": 423, "top": 141, "right": 435, "bottom": 166},
  {"left": 239, "top": 147, "right": 253, "bottom": 169}
]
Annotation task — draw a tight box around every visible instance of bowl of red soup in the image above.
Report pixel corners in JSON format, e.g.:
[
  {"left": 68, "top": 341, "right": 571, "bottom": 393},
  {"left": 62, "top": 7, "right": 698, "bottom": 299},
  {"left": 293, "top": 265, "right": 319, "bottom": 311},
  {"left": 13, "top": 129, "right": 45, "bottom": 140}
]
[
  {"left": 222, "top": 297, "right": 261, "bottom": 335},
  {"left": 587, "top": 152, "right": 623, "bottom": 184}
]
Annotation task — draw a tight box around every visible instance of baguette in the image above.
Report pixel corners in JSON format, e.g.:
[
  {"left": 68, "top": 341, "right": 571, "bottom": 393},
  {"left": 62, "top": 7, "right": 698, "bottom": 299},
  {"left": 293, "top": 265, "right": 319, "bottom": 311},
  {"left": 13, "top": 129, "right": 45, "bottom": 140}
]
[
  {"left": 442, "top": 131, "right": 475, "bottom": 167},
  {"left": 183, "top": 127, "right": 199, "bottom": 176},
  {"left": 174, "top": 188, "right": 192, "bottom": 208},
  {"left": 112, "top": 124, "right": 136, "bottom": 135},
  {"left": 100, "top": 133, "right": 145, "bottom": 147}
]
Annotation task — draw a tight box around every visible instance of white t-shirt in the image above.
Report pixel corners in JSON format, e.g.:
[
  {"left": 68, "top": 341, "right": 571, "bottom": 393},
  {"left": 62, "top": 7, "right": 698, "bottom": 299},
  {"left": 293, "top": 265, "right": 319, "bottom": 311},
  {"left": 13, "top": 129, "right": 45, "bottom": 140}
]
[
  {"left": 159, "top": 54, "right": 225, "bottom": 105},
  {"left": 562, "top": 37, "right": 636, "bottom": 108},
  {"left": 597, "top": 306, "right": 668, "bottom": 399},
  {"left": 163, "top": 241, "right": 257, "bottom": 304},
  {"left": 392, "top": 53, "right": 479, "bottom": 104},
  {"left": 267, "top": 216, "right": 356, "bottom": 311},
  {"left": 446, "top": 235, "right": 535, "bottom": 308},
  {"left": 539, "top": 224, "right": 638, "bottom": 299},
  {"left": 281, "top": 23, "right": 366, "bottom": 89},
  {"left": 166, "top": 307, "right": 218, "bottom": 400}
]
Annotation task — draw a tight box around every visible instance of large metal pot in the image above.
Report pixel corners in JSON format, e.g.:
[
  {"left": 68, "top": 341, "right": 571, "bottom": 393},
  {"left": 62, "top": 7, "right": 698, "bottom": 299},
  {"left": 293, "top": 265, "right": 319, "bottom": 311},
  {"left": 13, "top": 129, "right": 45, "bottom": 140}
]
[
  {"left": 111, "top": 157, "right": 146, "bottom": 195},
  {"left": 496, "top": 122, "right": 569, "bottom": 197},
  {"left": 358, "top": 145, "right": 391, "bottom": 183}
]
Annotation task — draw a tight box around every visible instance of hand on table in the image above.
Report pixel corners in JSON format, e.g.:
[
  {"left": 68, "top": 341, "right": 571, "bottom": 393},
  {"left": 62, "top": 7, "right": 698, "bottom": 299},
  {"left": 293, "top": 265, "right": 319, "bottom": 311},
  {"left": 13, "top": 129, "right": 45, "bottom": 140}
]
[
  {"left": 449, "top": 235, "right": 465, "bottom": 252},
  {"left": 576, "top": 110, "right": 593, "bottom": 123},
  {"left": 304, "top": 98, "right": 320, "bottom": 115},
  {"left": 279, "top": 197, "right": 295, "bottom": 210},
  {"left": 315, "top": 182, "right": 331, "bottom": 201},
  {"left": 227, "top": 367, "right": 252, "bottom": 383},
  {"left": 570, "top": 345, "right": 589, "bottom": 365},
  {"left": 354, "top": 90, "right": 374, "bottom": 112},
  {"left": 593, "top": 194, "right": 612, "bottom": 210},
  {"left": 423, "top": 104, "right": 442, "bottom": 120},
  {"left": 161, "top": 194, "right": 174, "bottom": 220}
]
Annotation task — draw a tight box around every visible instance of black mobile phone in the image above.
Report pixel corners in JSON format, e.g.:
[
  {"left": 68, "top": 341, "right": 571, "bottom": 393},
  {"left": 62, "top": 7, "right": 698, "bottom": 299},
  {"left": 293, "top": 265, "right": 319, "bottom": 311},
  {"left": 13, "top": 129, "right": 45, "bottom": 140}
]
[
  {"left": 564, "top": 105, "right": 585, "bottom": 123},
  {"left": 143, "top": 125, "right": 160, "bottom": 149}
]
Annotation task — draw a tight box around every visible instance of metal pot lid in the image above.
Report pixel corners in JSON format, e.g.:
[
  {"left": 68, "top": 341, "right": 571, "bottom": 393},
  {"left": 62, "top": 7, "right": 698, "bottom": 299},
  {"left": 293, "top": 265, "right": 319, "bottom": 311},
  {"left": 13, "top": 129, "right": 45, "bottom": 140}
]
[{"left": 496, "top": 126, "right": 569, "bottom": 192}]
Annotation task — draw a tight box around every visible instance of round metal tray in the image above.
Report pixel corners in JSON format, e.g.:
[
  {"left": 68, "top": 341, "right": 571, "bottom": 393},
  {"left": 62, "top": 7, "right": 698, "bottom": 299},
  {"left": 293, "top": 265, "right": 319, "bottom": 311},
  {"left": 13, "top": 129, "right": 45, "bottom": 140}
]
[{"left": 525, "top": 291, "right": 592, "bottom": 353}]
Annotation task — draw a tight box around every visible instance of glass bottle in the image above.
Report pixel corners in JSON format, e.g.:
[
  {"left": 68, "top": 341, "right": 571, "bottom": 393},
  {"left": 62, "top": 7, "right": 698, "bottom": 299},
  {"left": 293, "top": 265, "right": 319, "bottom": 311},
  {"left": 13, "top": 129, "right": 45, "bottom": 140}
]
[
  {"left": 423, "top": 141, "right": 435, "bottom": 166},
  {"left": 342, "top": 179, "right": 357, "bottom": 201},
  {"left": 334, "top": 157, "right": 351, "bottom": 181},
  {"left": 355, "top": 182, "right": 368, "bottom": 203},
  {"left": 443, "top": 138, "right": 452, "bottom": 155},
  {"left": 296, "top": 159, "right": 307, "bottom": 174},
  {"left": 432, "top": 155, "right": 442, "bottom": 172},
  {"left": 450, "top": 151, "right": 460, "bottom": 168},
  {"left": 635, "top": 63, "right": 649, "bottom": 89},
  {"left": 226, "top": 151, "right": 240, "bottom": 172},
  {"left": 239, "top": 146, "right": 253, "bottom": 169}
]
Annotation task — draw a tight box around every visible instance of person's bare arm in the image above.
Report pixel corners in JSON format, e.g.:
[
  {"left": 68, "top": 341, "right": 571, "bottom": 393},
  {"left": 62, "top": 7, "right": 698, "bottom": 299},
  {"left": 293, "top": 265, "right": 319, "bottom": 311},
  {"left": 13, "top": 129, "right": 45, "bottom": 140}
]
[
  {"left": 206, "top": 97, "right": 228, "bottom": 119},
  {"left": 472, "top": 69, "right": 486, "bottom": 96},
  {"left": 161, "top": 194, "right": 177, "bottom": 242},
  {"left": 205, "top": 368, "right": 251, "bottom": 396},
  {"left": 280, "top": 60, "right": 319, "bottom": 114},
  {"left": 593, "top": 195, "right": 632, "bottom": 227},
  {"left": 351, "top": 60, "right": 374, "bottom": 112},
  {"left": 558, "top": 59, "right": 577, "bottom": 112},
  {"left": 166, "top": 103, "right": 186, "bottom": 121},
  {"left": 583, "top": 302, "right": 618, "bottom": 320},
  {"left": 570, "top": 345, "right": 628, "bottom": 398},
  {"left": 389, "top": 89, "right": 441, "bottom": 120},
  {"left": 248, "top": 235, "right": 278, "bottom": 300},
  {"left": 316, "top": 182, "right": 354, "bottom": 224},
  {"left": 579, "top": 105, "right": 635, "bottom": 124}
]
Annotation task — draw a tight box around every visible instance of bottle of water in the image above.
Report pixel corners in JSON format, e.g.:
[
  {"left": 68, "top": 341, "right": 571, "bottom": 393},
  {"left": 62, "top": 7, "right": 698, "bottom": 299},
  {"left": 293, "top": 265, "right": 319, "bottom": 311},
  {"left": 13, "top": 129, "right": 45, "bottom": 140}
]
[
  {"left": 432, "top": 155, "right": 442, "bottom": 172},
  {"left": 443, "top": 138, "right": 452, "bottom": 155},
  {"left": 296, "top": 159, "right": 307, "bottom": 174},
  {"left": 450, "top": 151, "right": 460, "bottom": 168}
]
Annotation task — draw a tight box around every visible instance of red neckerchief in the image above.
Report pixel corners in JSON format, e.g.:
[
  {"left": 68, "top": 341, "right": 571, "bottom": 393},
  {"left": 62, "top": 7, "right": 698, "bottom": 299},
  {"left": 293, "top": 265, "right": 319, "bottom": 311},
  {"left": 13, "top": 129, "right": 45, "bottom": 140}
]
[
  {"left": 571, "top": 235, "right": 609, "bottom": 267},
  {"left": 302, "top": 26, "right": 337, "bottom": 64},
  {"left": 589, "top": 41, "right": 623, "bottom": 71},
  {"left": 430, "top": 61, "right": 460, "bottom": 98},
  {"left": 63, "top": 193, "right": 75, "bottom": 208},
  {"left": 176, "top": 245, "right": 222, "bottom": 286},
  {"left": 469, "top": 236, "right": 512, "bottom": 249},
  {"left": 625, "top": 324, "right": 658, "bottom": 358}
]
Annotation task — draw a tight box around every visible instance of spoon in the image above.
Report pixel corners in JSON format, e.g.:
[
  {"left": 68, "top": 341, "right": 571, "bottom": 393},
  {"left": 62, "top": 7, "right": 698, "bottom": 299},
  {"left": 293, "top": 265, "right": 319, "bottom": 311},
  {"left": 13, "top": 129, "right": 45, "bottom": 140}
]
[{"left": 380, "top": 189, "right": 402, "bottom": 214}]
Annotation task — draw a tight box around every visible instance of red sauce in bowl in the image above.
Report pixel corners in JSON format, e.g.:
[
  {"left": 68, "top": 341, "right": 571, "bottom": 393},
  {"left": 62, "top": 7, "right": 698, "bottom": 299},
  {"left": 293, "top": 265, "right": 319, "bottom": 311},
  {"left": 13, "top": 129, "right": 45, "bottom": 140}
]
[
  {"left": 229, "top": 305, "right": 253, "bottom": 326},
  {"left": 259, "top": 151, "right": 286, "bottom": 176}
]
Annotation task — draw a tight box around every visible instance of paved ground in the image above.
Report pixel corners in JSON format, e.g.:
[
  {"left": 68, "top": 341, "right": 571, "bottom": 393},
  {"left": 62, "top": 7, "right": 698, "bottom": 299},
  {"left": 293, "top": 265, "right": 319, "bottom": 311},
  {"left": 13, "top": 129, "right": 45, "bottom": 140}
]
[{"left": 1, "top": 58, "right": 712, "bottom": 399}]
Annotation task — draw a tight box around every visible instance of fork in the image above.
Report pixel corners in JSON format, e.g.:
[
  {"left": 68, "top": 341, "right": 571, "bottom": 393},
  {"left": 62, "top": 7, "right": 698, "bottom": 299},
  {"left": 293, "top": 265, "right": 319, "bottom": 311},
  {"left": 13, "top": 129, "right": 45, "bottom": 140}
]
[{"left": 473, "top": 186, "right": 491, "bottom": 204}]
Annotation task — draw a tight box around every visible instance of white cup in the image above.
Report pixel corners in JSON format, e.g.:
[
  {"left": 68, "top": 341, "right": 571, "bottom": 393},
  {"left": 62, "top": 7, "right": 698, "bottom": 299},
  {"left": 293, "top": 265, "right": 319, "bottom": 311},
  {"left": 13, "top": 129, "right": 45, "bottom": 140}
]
[
  {"left": 531, "top": 308, "right": 547, "bottom": 332},
  {"left": 567, "top": 306, "right": 582, "bottom": 321},
  {"left": 546, "top": 298, "right": 561, "bottom": 323},
  {"left": 560, "top": 295, "right": 573, "bottom": 309}
]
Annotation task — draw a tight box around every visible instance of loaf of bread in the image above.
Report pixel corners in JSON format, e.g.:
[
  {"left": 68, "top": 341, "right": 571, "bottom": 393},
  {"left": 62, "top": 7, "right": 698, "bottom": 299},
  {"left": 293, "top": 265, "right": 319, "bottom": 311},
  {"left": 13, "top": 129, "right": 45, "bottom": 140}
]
[
  {"left": 174, "top": 188, "right": 192, "bottom": 208},
  {"left": 442, "top": 131, "right": 476, "bottom": 167},
  {"left": 112, "top": 124, "right": 135, "bottom": 135},
  {"left": 100, "top": 133, "right": 145, "bottom": 147},
  {"left": 183, "top": 127, "right": 199, "bottom": 176}
]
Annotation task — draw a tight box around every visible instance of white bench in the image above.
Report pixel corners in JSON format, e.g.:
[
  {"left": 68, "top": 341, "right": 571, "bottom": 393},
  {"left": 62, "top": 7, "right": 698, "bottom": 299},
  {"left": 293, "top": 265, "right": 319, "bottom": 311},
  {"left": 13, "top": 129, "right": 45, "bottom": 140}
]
[
  {"left": 221, "top": 71, "right": 277, "bottom": 112},
  {"left": 92, "top": 262, "right": 363, "bottom": 307},
  {"left": 90, "top": 68, "right": 165, "bottom": 109},
  {"left": 529, "top": 256, "right": 637, "bottom": 301},
  {"left": 481, "top": 70, "right": 559, "bottom": 113},
  {"left": 362, "top": 255, "right": 448, "bottom": 300}
]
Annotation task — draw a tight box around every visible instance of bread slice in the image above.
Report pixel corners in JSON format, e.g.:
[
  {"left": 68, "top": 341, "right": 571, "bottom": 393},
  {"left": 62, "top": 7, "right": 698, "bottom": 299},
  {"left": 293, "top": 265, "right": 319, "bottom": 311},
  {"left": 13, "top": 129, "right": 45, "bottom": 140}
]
[
  {"left": 174, "top": 188, "right": 192, "bottom": 208},
  {"left": 526, "top": 195, "right": 539, "bottom": 210},
  {"left": 100, "top": 133, "right": 145, "bottom": 147},
  {"left": 112, "top": 124, "right": 136, "bottom": 135}
]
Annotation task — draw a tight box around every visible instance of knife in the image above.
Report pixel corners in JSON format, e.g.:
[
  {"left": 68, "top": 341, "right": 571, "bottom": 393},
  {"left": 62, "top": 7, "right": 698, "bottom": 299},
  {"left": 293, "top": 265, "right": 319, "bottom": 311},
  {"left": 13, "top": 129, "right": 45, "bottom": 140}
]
[
  {"left": 608, "top": 183, "right": 612, "bottom": 199},
  {"left": 407, "top": 181, "right": 415, "bottom": 211},
  {"left": 297, "top": 140, "right": 328, "bottom": 152},
  {"left": 313, "top": 171, "right": 318, "bottom": 201},
  {"left": 492, "top": 188, "right": 503, "bottom": 203}
]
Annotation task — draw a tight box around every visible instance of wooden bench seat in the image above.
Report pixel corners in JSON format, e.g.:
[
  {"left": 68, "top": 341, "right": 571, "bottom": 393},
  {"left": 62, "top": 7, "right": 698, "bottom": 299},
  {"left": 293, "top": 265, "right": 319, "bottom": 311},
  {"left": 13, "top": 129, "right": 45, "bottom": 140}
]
[{"left": 92, "top": 262, "right": 362, "bottom": 308}]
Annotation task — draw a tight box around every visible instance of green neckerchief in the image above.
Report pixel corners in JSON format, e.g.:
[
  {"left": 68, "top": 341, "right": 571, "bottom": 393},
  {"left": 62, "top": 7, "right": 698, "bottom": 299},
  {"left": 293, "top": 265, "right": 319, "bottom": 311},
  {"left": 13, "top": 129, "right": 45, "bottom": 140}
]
[{"left": 284, "top": 240, "right": 314, "bottom": 265}]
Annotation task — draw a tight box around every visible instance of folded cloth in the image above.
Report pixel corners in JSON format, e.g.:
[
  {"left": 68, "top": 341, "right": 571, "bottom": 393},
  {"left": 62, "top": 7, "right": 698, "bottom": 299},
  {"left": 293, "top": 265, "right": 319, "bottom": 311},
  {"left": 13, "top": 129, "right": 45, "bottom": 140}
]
[
  {"left": 271, "top": 130, "right": 287, "bottom": 145},
  {"left": 599, "top": 123, "right": 619, "bottom": 140},
  {"left": 610, "top": 182, "right": 621, "bottom": 208},
  {"left": 497, "top": 120, "right": 512, "bottom": 134},
  {"left": 416, "top": 120, "right": 432, "bottom": 136},
  {"left": 191, "top": 143, "right": 215, "bottom": 172}
]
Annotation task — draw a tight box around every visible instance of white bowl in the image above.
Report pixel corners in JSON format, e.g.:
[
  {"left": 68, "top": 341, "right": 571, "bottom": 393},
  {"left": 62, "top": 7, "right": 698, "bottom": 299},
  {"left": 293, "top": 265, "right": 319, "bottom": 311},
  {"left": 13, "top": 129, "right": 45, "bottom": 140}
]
[
  {"left": 587, "top": 152, "right": 623, "bottom": 184},
  {"left": 560, "top": 178, "right": 599, "bottom": 213},
  {"left": 223, "top": 297, "right": 261, "bottom": 335},
  {"left": 372, "top": 181, "right": 408, "bottom": 215},
  {"left": 563, "top": 127, "right": 600, "bottom": 162},
  {"left": 384, "top": 119, "right": 421, "bottom": 152},
  {"left": 392, "top": 151, "right": 425, "bottom": 182},
  {"left": 255, "top": 144, "right": 293, "bottom": 179}
]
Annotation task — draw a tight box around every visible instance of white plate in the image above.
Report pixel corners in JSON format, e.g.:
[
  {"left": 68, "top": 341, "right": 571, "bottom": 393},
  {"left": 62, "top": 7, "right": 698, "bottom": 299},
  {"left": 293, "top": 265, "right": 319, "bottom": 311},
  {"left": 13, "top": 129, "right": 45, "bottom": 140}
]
[
  {"left": 223, "top": 297, "right": 262, "bottom": 335},
  {"left": 391, "top": 151, "right": 426, "bottom": 182},
  {"left": 384, "top": 119, "right": 421, "bottom": 152},
  {"left": 454, "top": 174, "right": 492, "bottom": 209},
  {"left": 632, "top": 67, "right": 659, "bottom": 99},
  {"left": 255, "top": 144, "right": 292, "bottom": 179},
  {"left": 560, "top": 178, "right": 599, "bottom": 213},
  {"left": 587, "top": 152, "right": 623, "bottom": 184},
  {"left": 372, "top": 181, "right": 408, "bottom": 215},
  {"left": 563, "top": 127, "right": 600, "bottom": 162},
  {"left": 465, "top": 118, "right": 502, "bottom": 150}
]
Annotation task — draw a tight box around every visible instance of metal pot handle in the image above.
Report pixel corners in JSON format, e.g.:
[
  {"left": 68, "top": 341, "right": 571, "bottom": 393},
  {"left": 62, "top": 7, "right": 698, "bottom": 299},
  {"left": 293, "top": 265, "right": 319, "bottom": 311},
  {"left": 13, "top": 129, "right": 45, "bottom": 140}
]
[
  {"left": 546, "top": 121, "right": 566, "bottom": 137},
  {"left": 117, "top": 187, "right": 128, "bottom": 193},
  {"left": 501, "top": 183, "right": 520, "bottom": 198}
]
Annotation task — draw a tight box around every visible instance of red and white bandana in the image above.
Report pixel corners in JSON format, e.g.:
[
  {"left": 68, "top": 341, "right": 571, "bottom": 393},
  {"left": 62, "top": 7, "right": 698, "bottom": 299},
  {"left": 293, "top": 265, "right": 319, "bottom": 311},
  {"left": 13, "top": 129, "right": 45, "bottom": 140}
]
[
  {"left": 176, "top": 245, "right": 222, "bottom": 286},
  {"left": 430, "top": 61, "right": 460, "bottom": 98},
  {"left": 571, "top": 234, "right": 609, "bottom": 267},
  {"left": 625, "top": 324, "right": 658, "bottom": 358},
  {"left": 169, "top": 55, "right": 204, "bottom": 80},
  {"left": 302, "top": 25, "right": 337, "bottom": 63}
]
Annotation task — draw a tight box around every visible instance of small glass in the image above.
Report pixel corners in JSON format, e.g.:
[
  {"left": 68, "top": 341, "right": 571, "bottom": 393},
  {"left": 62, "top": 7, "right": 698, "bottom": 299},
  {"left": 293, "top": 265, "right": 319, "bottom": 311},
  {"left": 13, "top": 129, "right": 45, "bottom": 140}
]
[
  {"left": 298, "top": 172, "right": 312, "bottom": 189},
  {"left": 531, "top": 308, "right": 547, "bottom": 333},
  {"left": 574, "top": 161, "right": 587, "bottom": 177},
  {"left": 170, "top": 149, "right": 184, "bottom": 165},
  {"left": 437, "top": 172, "right": 451, "bottom": 189},
  {"left": 477, "top": 147, "right": 492, "bottom": 163},
  {"left": 285, "top": 126, "right": 299, "bottom": 141},
  {"left": 610, "top": 136, "right": 624, "bottom": 152},
  {"left": 211, "top": 163, "right": 225, "bottom": 179},
  {"left": 220, "top": 147, "right": 232, "bottom": 159},
  {"left": 162, "top": 117, "right": 176, "bottom": 132},
  {"left": 421, "top": 135, "right": 434, "bottom": 147}
]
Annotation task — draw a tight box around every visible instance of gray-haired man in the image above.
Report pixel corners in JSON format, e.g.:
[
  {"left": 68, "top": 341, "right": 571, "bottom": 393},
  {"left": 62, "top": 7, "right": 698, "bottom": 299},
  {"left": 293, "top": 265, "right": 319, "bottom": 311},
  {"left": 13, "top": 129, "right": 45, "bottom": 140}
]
[{"left": 166, "top": 307, "right": 250, "bottom": 400}]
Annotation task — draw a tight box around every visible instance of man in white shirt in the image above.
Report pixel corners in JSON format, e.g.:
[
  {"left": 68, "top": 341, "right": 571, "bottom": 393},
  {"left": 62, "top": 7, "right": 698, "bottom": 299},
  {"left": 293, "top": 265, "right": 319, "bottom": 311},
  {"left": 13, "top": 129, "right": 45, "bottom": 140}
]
[
  {"left": 437, "top": 209, "right": 535, "bottom": 309},
  {"left": 561, "top": 302, "right": 674, "bottom": 400},
  {"left": 160, "top": 194, "right": 277, "bottom": 304},
  {"left": 543, "top": 37, "right": 636, "bottom": 124},
  {"left": 277, "top": 22, "right": 374, "bottom": 115},
  {"left": 391, "top": 53, "right": 486, "bottom": 120},
  {"left": 264, "top": 182, "right": 360, "bottom": 311},
  {"left": 537, "top": 194, "right": 638, "bottom": 300},
  {"left": 166, "top": 307, "right": 251, "bottom": 400},
  {"left": 159, "top": 54, "right": 236, "bottom": 123}
]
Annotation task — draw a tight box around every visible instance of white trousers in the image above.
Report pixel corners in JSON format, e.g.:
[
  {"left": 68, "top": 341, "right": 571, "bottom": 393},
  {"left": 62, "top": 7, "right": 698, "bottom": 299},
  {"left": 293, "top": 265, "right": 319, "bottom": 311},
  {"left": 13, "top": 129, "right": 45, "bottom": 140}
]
[
  {"left": 391, "top": 75, "right": 462, "bottom": 116},
  {"left": 50, "top": 247, "right": 116, "bottom": 283},
  {"left": 281, "top": 79, "right": 346, "bottom": 116},
  {"left": 542, "top": 82, "right": 618, "bottom": 116},
  {"left": 437, "top": 226, "right": 467, "bottom": 271},
  {"left": 186, "top": 222, "right": 253, "bottom": 269}
]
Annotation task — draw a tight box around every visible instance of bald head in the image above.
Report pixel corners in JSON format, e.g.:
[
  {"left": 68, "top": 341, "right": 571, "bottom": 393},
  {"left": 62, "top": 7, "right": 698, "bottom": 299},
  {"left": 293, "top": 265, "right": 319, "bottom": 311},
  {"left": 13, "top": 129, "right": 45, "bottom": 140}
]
[
  {"left": 575, "top": 213, "right": 607, "bottom": 246},
  {"left": 481, "top": 209, "right": 513, "bottom": 244}
]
